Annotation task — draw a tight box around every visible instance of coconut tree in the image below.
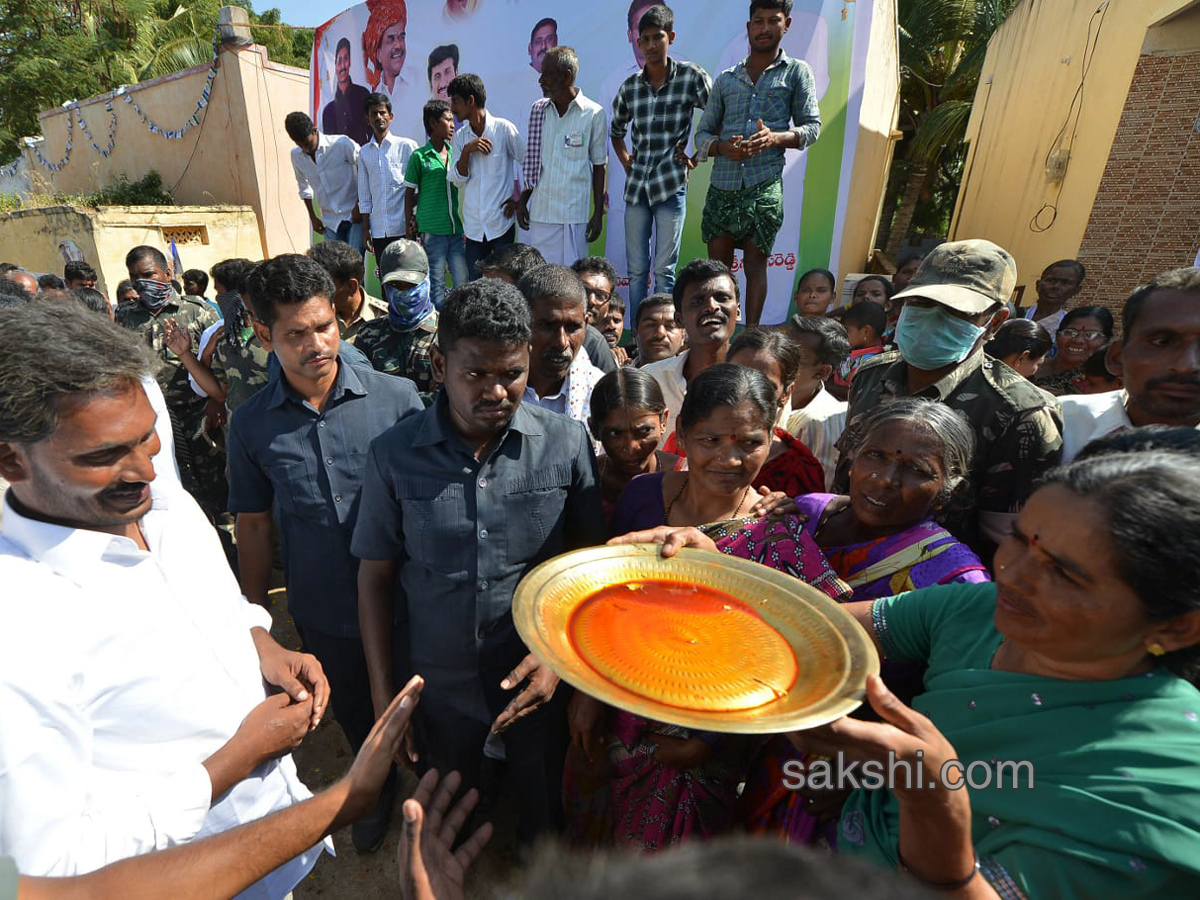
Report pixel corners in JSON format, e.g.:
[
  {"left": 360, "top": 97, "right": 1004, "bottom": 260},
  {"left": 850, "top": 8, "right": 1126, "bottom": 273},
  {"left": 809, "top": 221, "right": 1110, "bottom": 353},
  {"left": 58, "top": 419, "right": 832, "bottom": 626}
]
[{"left": 881, "top": 0, "right": 1017, "bottom": 256}]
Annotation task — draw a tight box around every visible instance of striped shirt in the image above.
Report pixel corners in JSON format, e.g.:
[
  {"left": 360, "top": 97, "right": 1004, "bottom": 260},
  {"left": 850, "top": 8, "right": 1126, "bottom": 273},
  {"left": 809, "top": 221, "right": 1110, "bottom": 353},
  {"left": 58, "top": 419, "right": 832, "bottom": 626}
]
[
  {"left": 527, "top": 91, "right": 607, "bottom": 226},
  {"left": 358, "top": 132, "right": 419, "bottom": 238},
  {"left": 610, "top": 58, "right": 712, "bottom": 206},
  {"left": 695, "top": 49, "right": 821, "bottom": 191}
]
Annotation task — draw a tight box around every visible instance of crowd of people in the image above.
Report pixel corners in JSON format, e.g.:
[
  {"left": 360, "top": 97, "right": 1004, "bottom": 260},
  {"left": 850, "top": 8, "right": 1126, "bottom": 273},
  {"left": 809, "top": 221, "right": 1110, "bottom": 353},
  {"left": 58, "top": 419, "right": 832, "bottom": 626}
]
[{"left": 3, "top": 1, "right": 1200, "bottom": 899}]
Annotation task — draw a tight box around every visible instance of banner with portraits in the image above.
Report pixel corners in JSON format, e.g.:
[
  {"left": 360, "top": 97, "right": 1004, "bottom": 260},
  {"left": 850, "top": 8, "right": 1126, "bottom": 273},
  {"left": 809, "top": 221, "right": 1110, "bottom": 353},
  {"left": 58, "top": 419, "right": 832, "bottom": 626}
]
[{"left": 311, "top": 0, "right": 874, "bottom": 325}]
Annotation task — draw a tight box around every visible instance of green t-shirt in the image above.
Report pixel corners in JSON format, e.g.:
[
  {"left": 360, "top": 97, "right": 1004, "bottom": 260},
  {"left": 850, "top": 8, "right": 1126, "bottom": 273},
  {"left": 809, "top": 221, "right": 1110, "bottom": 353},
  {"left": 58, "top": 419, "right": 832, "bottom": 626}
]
[
  {"left": 404, "top": 141, "right": 463, "bottom": 236},
  {"left": 0, "top": 855, "right": 17, "bottom": 900}
]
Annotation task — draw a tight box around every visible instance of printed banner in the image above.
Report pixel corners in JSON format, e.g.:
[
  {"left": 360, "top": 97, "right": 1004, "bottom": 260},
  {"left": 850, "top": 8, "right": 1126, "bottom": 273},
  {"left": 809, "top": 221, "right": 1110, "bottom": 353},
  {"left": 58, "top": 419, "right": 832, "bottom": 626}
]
[{"left": 312, "top": 0, "right": 873, "bottom": 325}]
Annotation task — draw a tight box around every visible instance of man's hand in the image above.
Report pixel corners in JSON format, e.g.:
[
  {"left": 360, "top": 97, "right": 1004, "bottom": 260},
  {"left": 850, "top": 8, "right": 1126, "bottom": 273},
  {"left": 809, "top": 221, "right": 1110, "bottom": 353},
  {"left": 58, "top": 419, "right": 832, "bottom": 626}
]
[
  {"left": 491, "top": 653, "right": 558, "bottom": 734},
  {"left": 500, "top": 196, "right": 520, "bottom": 219},
  {"left": 351, "top": 203, "right": 363, "bottom": 223},
  {"left": 340, "top": 675, "right": 424, "bottom": 824},
  {"left": 607, "top": 525, "right": 719, "bottom": 558},
  {"left": 586, "top": 209, "right": 604, "bottom": 244},
  {"left": 251, "top": 627, "right": 329, "bottom": 729},
  {"left": 739, "top": 119, "right": 777, "bottom": 158},
  {"left": 716, "top": 135, "right": 749, "bottom": 160},
  {"left": 203, "top": 397, "right": 227, "bottom": 435},
  {"left": 617, "top": 150, "right": 634, "bottom": 175},
  {"left": 398, "top": 769, "right": 493, "bottom": 900},
  {"left": 234, "top": 692, "right": 316, "bottom": 765},
  {"left": 464, "top": 136, "right": 493, "bottom": 156},
  {"left": 611, "top": 345, "right": 629, "bottom": 367},
  {"left": 308, "top": 213, "right": 326, "bottom": 235},
  {"left": 162, "top": 318, "right": 193, "bottom": 358},
  {"left": 568, "top": 691, "right": 606, "bottom": 764},
  {"left": 747, "top": 487, "right": 795, "bottom": 519},
  {"left": 199, "top": 326, "right": 224, "bottom": 365},
  {"left": 515, "top": 198, "right": 531, "bottom": 230},
  {"left": 674, "top": 142, "right": 696, "bottom": 170}
]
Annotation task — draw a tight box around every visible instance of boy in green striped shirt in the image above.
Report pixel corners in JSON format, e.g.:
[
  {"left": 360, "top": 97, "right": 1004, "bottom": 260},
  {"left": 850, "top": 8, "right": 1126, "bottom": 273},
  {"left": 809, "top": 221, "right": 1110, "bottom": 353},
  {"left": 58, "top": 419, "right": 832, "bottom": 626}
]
[{"left": 404, "top": 100, "right": 469, "bottom": 309}]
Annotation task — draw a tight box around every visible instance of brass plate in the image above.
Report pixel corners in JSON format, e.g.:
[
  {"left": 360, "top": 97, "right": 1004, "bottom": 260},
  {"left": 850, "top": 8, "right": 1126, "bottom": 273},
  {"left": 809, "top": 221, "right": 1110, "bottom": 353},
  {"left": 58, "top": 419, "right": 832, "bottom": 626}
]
[{"left": 513, "top": 543, "right": 879, "bottom": 733}]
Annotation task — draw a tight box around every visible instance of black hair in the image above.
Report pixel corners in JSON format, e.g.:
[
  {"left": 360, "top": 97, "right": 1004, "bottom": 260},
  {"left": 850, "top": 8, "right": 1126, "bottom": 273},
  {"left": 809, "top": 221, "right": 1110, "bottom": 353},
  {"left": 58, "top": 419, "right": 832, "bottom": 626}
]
[
  {"left": 73, "top": 287, "right": 110, "bottom": 316},
  {"left": 0, "top": 293, "right": 27, "bottom": 310},
  {"left": 38, "top": 273, "right": 65, "bottom": 290},
  {"left": 795, "top": 267, "right": 835, "bottom": 292},
  {"left": 1122, "top": 267, "right": 1200, "bottom": 337},
  {"left": 422, "top": 99, "right": 452, "bottom": 135},
  {"left": 308, "top": 239, "right": 365, "bottom": 287},
  {"left": 1042, "top": 259, "right": 1085, "bottom": 284},
  {"left": 677, "top": 363, "right": 776, "bottom": 436},
  {"left": 570, "top": 256, "right": 618, "bottom": 290},
  {"left": 530, "top": 16, "right": 557, "bottom": 43},
  {"left": 788, "top": 315, "right": 851, "bottom": 368},
  {"left": 284, "top": 111, "right": 315, "bottom": 144},
  {"left": 365, "top": 91, "right": 392, "bottom": 115},
  {"left": 182, "top": 268, "right": 208, "bottom": 294},
  {"left": 1042, "top": 451, "right": 1200, "bottom": 682},
  {"left": 447, "top": 73, "right": 486, "bottom": 109},
  {"left": 852, "top": 274, "right": 895, "bottom": 303},
  {"left": 635, "top": 293, "right": 676, "bottom": 328},
  {"left": 64, "top": 260, "right": 96, "bottom": 283},
  {"left": 0, "top": 263, "right": 17, "bottom": 273},
  {"left": 1059, "top": 305, "right": 1114, "bottom": 340},
  {"left": 607, "top": 294, "right": 627, "bottom": 314},
  {"left": 125, "top": 245, "right": 169, "bottom": 273},
  {"left": 0, "top": 277, "right": 33, "bottom": 303},
  {"left": 985, "top": 318, "right": 1053, "bottom": 362},
  {"left": 243, "top": 254, "right": 335, "bottom": 330},
  {"left": 477, "top": 242, "right": 546, "bottom": 281},
  {"left": 427, "top": 44, "right": 459, "bottom": 83},
  {"left": 749, "top": 0, "right": 793, "bottom": 17},
  {"left": 438, "top": 279, "right": 531, "bottom": 352},
  {"left": 589, "top": 367, "right": 667, "bottom": 433},
  {"left": 672, "top": 258, "right": 738, "bottom": 310},
  {"left": 517, "top": 264, "right": 586, "bottom": 308},
  {"left": 210, "top": 258, "right": 254, "bottom": 294},
  {"left": 335, "top": 36, "right": 351, "bottom": 56},
  {"left": 729, "top": 326, "right": 802, "bottom": 388},
  {"left": 637, "top": 3, "right": 673, "bottom": 33},
  {"left": 897, "top": 252, "right": 925, "bottom": 269},
  {"left": 840, "top": 300, "right": 887, "bottom": 336},
  {"left": 1077, "top": 425, "right": 1200, "bottom": 461},
  {"left": 1081, "top": 344, "right": 1118, "bottom": 381}
]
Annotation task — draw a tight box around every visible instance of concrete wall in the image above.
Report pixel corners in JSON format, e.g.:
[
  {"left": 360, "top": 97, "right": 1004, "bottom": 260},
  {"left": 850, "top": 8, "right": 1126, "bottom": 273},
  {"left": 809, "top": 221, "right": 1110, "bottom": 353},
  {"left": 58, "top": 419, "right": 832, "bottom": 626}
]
[
  {"left": 949, "top": 0, "right": 1198, "bottom": 296},
  {"left": 28, "top": 44, "right": 310, "bottom": 260},
  {"left": 0, "top": 205, "right": 262, "bottom": 296}
]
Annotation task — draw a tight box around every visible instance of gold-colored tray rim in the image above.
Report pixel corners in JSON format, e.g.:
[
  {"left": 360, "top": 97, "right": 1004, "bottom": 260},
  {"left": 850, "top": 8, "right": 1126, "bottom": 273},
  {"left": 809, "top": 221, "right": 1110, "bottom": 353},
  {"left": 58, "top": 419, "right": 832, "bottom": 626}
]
[{"left": 513, "top": 543, "right": 879, "bottom": 734}]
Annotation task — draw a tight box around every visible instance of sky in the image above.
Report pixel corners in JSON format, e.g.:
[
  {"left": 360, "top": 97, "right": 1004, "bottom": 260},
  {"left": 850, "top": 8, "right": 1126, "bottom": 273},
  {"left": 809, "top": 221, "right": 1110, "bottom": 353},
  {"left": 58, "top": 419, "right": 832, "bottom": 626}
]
[{"left": 269, "top": 1, "right": 336, "bottom": 28}]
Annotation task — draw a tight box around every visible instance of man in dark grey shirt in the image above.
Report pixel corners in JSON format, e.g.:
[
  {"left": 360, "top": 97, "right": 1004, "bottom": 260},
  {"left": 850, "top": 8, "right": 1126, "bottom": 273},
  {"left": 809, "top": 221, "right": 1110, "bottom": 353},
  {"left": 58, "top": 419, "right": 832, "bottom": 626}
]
[
  {"left": 226, "top": 254, "right": 423, "bottom": 853},
  {"left": 353, "top": 278, "right": 605, "bottom": 843}
]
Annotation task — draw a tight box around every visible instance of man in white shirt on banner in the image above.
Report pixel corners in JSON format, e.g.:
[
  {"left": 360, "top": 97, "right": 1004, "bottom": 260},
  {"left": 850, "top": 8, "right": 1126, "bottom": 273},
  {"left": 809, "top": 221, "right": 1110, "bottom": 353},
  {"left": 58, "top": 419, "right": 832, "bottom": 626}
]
[
  {"left": 1060, "top": 267, "right": 1200, "bottom": 461},
  {"left": 0, "top": 303, "right": 329, "bottom": 898},
  {"left": 514, "top": 47, "right": 607, "bottom": 267},
  {"left": 447, "top": 73, "right": 526, "bottom": 279},
  {"left": 358, "top": 92, "right": 420, "bottom": 262},
  {"left": 285, "top": 111, "right": 363, "bottom": 256}
]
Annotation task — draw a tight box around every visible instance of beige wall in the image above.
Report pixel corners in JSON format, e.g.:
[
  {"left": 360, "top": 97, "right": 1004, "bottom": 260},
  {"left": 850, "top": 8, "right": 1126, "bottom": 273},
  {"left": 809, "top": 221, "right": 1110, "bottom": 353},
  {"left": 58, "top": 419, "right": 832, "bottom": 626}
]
[
  {"left": 949, "top": 0, "right": 1198, "bottom": 294},
  {"left": 838, "top": 0, "right": 901, "bottom": 279},
  {"left": 0, "top": 205, "right": 262, "bottom": 296},
  {"left": 29, "top": 45, "right": 310, "bottom": 260}
]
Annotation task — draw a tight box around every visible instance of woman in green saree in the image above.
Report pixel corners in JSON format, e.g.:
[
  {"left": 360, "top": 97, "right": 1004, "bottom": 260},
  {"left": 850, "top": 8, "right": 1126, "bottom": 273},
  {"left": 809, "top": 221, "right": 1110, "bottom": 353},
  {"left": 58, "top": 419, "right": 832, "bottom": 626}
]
[{"left": 618, "top": 448, "right": 1200, "bottom": 898}]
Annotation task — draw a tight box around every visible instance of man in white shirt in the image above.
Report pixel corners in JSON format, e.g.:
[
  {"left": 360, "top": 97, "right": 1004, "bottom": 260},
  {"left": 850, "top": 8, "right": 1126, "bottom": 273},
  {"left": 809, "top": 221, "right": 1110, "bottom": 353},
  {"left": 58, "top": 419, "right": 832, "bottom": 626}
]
[
  {"left": 642, "top": 259, "right": 740, "bottom": 443},
  {"left": 514, "top": 47, "right": 607, "bottom": 266},
  {"left": 447, "top": 73, "right": 526, "bottom": 279},
  {"left": 358, "top": 92, "right": 419, "bottom": 262},
  {"left": 1060, "top": 267, "right": 1200, "bottom": 461},
  {"left": 284, "top": 112, "right": 362, "bottom": 255},
  {"left": 785, "top": 314, "right": 851, "bottom": 489},
  {"left": 515, "top": 265, "right": 605, "bottom": 439},
  {"left": 0, "top": 303, "right": 329, "bottom": 897}
]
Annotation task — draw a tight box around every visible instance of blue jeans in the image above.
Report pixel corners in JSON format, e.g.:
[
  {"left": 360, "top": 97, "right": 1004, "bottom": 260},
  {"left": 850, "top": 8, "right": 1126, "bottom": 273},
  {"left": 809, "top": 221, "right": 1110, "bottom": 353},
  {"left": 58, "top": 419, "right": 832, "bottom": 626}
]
[
  {"left": 624, "top": 188, "right": 688, "bottom": 318},
  {"left": 421, "top": 233, "right": 469, "bottom": 310},
  {"left": 325, "top": 219, "right": 365, "bottom": 257}
]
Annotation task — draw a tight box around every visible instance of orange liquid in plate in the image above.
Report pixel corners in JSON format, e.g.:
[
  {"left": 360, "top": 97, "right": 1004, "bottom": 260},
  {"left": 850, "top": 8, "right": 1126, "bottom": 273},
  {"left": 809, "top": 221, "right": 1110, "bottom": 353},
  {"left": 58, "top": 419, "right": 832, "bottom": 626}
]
[{"left": 567, "top": 579, "right": 799, "bottom": 712}]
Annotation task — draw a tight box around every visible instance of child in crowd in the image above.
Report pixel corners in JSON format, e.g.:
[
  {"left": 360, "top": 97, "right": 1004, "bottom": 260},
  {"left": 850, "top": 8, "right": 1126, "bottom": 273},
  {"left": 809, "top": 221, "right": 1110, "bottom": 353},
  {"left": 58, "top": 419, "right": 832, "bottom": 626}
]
[
  {"left": 1075, "top": 345, "right": 1123, "bottom": 394},
  {"left": 828, "top": 300, "right": 887, "bottom": 400},
  {"left": 588, "top": 368, "right": 683, "bottom": 525},
  {"left": 792, "top": 268, "right": 836, "bottom": 317}
]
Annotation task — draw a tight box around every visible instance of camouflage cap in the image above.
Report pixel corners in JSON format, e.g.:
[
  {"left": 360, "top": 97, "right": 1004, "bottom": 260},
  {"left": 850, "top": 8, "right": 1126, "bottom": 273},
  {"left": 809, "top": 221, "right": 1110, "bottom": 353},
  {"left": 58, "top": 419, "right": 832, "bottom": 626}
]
[
  {"left": 380, "top": 238, "right": 429, "bottom": 286},
  {"left": 892, "top": 239, "right": 1017, "bottom": 315}
]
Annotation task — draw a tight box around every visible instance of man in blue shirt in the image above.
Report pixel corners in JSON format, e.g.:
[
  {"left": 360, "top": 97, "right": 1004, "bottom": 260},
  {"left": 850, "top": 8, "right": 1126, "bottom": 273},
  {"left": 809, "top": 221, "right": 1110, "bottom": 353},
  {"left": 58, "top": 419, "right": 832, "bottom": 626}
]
[
  {"left": 226, "top": 254, "right": 423, "bottom": 853},
  {"left": 693, "top": 0, "right": 820, "bottom": 327},
  {"left": 353, "top": 279, "right": 605, "bottom": 844}
]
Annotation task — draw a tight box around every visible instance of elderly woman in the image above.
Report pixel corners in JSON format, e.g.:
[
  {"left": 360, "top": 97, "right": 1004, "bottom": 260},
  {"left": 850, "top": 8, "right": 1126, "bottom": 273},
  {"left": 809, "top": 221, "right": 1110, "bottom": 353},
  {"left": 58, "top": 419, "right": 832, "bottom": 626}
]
[{"left": 621, "top": 448, "right": 1200, "bottom": 897}]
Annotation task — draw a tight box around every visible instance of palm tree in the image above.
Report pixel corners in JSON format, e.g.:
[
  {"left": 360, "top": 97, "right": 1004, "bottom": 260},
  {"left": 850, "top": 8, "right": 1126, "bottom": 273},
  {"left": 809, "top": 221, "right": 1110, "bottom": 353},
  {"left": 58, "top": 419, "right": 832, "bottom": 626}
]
[{"left": 881, "top": 0, "right": 1017, "bottom": 256}]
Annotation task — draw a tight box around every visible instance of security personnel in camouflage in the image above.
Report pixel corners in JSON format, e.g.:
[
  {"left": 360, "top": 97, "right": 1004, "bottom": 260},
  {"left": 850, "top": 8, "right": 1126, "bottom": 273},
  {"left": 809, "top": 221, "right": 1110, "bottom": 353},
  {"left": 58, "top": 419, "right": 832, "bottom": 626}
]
[
  {"left": 118, "top": 245, "right": 226, "bottom": 519},
  {"left": 210, "top": 311, "right": 272, "bottom": 414}
]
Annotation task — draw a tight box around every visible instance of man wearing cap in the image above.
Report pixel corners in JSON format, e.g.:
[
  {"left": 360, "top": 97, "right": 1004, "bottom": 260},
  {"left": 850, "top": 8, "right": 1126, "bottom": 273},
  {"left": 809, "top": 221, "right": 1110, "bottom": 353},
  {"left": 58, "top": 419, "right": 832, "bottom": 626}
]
[
  {"left": 354, "top": 240, "right": 441, "bottom": 395},
  {"left": 833, "top": 239, "right": 1063, "bottom": 551},
  {"left": 226, "top": 254, "right": 423, "bottom": 853}
]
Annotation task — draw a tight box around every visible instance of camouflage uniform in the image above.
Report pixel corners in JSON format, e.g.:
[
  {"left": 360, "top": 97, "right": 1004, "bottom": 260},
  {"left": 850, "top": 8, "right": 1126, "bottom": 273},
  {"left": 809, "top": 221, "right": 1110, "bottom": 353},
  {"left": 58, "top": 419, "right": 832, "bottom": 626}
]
[
  {"left": 353, "top": 309, "right": 439, "bottom": 393},
  {"left": 210, "top": 325, "right": 271, "bottom": 414},
  {"left": 115, "top": 293, "right": 226, "bottom": 518},
  {"left": 338, "top": 293, "right": 388, "bottom": 344}
]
